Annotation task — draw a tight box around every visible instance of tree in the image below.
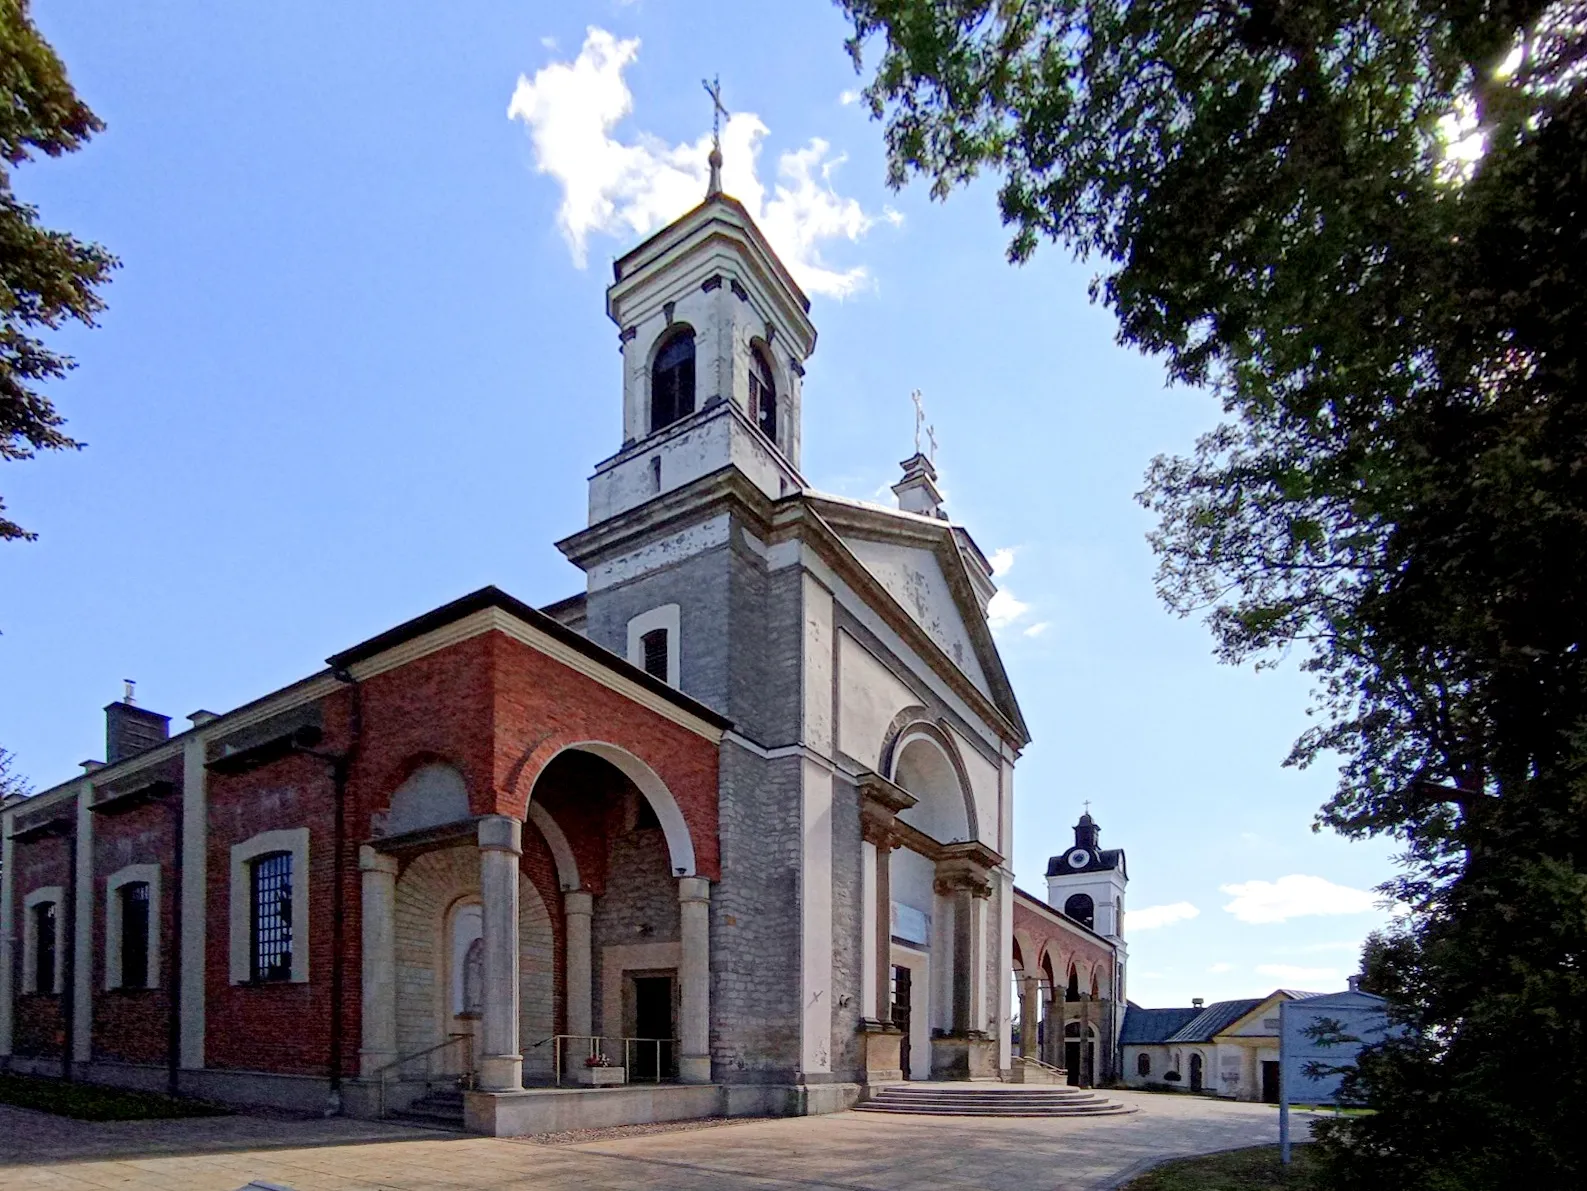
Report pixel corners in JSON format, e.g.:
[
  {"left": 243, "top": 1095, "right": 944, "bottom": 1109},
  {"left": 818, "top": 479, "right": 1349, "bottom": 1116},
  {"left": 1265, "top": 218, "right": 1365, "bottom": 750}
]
[
  {"left": 0, "top": 746, "right": 28, "bottom": 799},
  {"left": 842, "top": 1, "right": 1586, "bottom": 1186},
  {"left": 0, "top": 0, "right": 117, "bottom": 542}
]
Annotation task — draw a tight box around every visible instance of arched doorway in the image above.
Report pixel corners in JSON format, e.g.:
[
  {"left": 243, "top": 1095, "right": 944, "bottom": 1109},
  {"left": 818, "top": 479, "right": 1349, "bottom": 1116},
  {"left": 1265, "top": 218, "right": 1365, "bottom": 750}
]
[{"left": 1189, "top": 1051, "right": 1204, "bottom": 1092}]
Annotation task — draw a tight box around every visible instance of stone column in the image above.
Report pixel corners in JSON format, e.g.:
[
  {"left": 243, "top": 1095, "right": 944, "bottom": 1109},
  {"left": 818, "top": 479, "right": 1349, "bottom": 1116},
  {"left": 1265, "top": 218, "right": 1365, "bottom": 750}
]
[
  {"left": 872, "top": 838, "right": 895, "bottom": 1023},
  {"left": 358, "top": 847, "right": 399, "bottom": 1078},
  {"left": 677, "top": 877, "right": 711, "bottom": 1084},
  {"left": 477, "top": 816, "right": 522, "bottom": 1092},
  {"left": 1019, "top": 975, "right": 1041, "bottom": 1060},
  {"left": 564, "top": 890, "right": 594, "bottom": 1039}
]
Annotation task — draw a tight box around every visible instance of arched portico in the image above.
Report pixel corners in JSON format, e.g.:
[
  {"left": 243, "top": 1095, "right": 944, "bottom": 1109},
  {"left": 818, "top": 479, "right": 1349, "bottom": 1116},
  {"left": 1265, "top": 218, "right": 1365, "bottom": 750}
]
[{"left": 517, "top": 741, "right": 713, "bottom": 1087}]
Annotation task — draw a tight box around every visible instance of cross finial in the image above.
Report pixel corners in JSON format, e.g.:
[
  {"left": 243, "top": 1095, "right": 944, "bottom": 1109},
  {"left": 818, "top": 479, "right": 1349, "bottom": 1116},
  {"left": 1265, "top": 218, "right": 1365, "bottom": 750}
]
[
  {"left": 1083, "top": 799, "right": 1092, "bottom": 816},
  {"left": 702, "top": 76, "right": 730, "bottom": 196},
  {"left": 910, "top": 389, "right": 926, "bottom": 454}
]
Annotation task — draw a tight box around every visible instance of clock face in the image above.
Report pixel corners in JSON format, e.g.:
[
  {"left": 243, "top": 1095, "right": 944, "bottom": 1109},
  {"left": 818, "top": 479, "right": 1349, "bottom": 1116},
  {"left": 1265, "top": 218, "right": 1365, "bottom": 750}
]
[{"left": 1066, "top": 848, "right": 1090, "bottom": 870}]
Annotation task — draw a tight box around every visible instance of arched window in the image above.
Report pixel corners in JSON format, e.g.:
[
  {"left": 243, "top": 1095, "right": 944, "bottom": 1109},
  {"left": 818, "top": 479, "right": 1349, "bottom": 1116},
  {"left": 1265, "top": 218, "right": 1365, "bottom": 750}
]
[
  {"left": 1065, "top": 893, "right": 1095, "bottom": 930},
  {"left": 1066, "top": 965, "right": 1080, "bottom": 1002},
  {"left": 749, "top": 345, "right": 776, "bottom": 442},
  {"left": 1137, "top": 1052, "right": 1152, "bottom": 1077},
  {"left": 651, "top": 329, "right": 696, "bottom": 432}
]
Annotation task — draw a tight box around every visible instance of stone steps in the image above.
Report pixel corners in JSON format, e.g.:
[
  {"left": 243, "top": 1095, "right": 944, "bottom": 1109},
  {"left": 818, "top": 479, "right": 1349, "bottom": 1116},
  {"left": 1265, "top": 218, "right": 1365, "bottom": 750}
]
[
  {"left": 392, "top": 1088, "right": 467, "bottom": 1129},
  {"left": 856, "top": 1084, "right": 1134, "bottom": 1118}
]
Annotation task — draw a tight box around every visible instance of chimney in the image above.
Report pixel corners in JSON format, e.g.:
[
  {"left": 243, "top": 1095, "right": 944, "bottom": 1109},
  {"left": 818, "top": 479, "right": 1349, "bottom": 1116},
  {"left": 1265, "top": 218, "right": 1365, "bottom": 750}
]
[
  {"left": 187, "top": 710, "right": 219, "bottom": 727},
  {"left": 105, "top": 683, "right": 170, "bottom": 764},
  {"left": 892, "top": 453, "right": 946, "bottom": 519},
  {"left": 1191, "top": 997, "right": 1205, "bottom": 1009},
  {"left": 1347, "top": 973, "right": 1362, "bottom": 993}
]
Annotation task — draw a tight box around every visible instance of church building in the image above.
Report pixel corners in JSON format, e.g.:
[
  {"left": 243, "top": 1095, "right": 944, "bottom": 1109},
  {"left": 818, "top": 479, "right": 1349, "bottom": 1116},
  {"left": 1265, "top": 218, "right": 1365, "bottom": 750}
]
[{"left": 0, "top": 155, "right": 1126, "bottom": 1134}]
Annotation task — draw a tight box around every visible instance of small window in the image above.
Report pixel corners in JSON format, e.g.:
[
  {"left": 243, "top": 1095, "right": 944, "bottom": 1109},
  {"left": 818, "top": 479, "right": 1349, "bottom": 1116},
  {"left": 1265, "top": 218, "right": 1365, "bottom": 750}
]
[
  {"left": 1137, "top": 1052, "right": 1152, "bottom": 1077},
  {"left": 250, "top": 852, "right": 293, "bottom": 982},
  {"left": 1064, "top": 893, "right": 1095, "bottom": 930},
  {"left": 641, "top": 628, "right": 669, "bottom": 682},
  {"left": 120, "top": 882, "right": 152, "bottom": 989},
  {"left": 749, "top": 346, "right": 776, "bottom": 442},
  {"left": 651, "top": 329, "right": 696, "bottom": 432},
  {"left": 33, "top": 902, "right": 57, "bottom": 994}
]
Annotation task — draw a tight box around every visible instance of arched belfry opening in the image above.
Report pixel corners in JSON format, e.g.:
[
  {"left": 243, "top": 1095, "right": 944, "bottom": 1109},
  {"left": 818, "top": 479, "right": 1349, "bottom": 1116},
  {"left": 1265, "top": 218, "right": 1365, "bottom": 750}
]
[
  {"left": 650, "top": 327, "right": 696, "bottom": 433},
  {"left": 749, "top": 342, "right": 776, "bottom": 442}
]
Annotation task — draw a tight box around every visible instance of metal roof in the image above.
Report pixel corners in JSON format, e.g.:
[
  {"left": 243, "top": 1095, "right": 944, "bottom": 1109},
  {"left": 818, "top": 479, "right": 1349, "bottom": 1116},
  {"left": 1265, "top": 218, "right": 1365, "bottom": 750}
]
[{"left": 1119, "top": 1005, "right": 1203, "bottom": 1045}]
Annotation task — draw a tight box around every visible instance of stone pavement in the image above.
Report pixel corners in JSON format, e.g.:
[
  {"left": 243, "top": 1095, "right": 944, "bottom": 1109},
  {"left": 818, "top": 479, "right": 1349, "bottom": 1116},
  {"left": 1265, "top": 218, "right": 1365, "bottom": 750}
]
[{"left": 0, "top": 1092, "right": 1314, "bottom": 1190}]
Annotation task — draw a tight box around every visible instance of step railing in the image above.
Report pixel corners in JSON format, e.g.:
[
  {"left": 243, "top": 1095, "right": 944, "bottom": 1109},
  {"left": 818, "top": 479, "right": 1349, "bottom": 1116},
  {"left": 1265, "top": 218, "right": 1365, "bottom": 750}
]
[
  {"left": 535, "top": 1034, "right": 679, "bottom": 1087},
  {"left": 374, "top": 1033, "right": 474, "bottom": 1119},
  {"left": 1012, "top": 1053, "right": 1069, "bottom": 1079}
]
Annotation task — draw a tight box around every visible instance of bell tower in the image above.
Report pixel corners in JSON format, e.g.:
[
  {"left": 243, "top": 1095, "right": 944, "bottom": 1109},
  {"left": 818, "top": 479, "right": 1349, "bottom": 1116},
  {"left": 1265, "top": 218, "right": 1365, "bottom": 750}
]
[
  {"left": 1045, "top": 809, "right": 1128, "bottom": 941},
  {"left": 587, "top": 181, "right": 818, "bottom": 526}
]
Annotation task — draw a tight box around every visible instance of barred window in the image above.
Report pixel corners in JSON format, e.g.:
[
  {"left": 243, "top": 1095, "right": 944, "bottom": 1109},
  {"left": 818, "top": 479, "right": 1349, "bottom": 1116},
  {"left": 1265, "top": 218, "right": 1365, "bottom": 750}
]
[
  {"left": 641, "top": 628, "right": 669, "bottom": 682},
  {"left": 250, "top": 852, "right": 293, "bottom": 982},
  {"left": 33, "top": 902, "right": 57, "bottom": 994},
  {"left": 120, "top": 882, "right": 152, "bottom": 989}
]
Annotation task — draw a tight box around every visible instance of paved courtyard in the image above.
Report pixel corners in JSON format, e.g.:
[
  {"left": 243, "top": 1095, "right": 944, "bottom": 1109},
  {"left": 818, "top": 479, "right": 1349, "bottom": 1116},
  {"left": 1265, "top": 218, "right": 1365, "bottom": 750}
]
[{"left": 0, "top": 1092, "right": 1309, "bottom": 1191}]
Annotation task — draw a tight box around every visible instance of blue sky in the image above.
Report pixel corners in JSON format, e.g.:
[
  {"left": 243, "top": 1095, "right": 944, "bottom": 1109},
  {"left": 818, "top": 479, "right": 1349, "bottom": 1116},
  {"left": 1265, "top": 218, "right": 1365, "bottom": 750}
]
[{"left": 3, "top": 1, "right": 1400, "bottom": 1007}]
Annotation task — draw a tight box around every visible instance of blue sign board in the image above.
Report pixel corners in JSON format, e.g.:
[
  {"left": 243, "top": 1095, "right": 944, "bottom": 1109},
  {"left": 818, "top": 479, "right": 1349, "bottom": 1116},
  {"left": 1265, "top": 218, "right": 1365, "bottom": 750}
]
[{"left": 1279, "top": 988, "right": 1397, "bottom": 1161}]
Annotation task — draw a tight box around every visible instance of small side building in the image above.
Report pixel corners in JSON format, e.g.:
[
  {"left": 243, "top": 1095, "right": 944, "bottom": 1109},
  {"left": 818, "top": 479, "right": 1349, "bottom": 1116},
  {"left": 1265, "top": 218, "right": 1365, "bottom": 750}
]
[{"left": 1121, "top": 989, "right": 1318, "bottom": 1101}]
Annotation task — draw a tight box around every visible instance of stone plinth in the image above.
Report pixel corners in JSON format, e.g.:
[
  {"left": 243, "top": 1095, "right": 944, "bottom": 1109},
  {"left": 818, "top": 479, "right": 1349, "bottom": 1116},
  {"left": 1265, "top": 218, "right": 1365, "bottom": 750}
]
[
  {"left": 860, "top": 1021, "right": 904, "bottom": 1084},
  {"left": 930, "top": 1034, "right": 999, "bottom": 1081}
]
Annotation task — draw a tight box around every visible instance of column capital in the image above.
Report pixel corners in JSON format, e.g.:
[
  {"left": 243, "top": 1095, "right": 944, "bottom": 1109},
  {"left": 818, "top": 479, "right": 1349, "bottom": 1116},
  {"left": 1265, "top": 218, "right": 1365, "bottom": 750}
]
[
  {"left": 677, "top": 876, "right": 711, "bottom": 905},
  {"left": 358, "top": 845, "right": 399, "bottom": 876},
  {"left": 477, "top": 815, "right": 522, "bottom": 855},
  {"left": 565, "top": 889, "right": 594, "bottom": 917}
]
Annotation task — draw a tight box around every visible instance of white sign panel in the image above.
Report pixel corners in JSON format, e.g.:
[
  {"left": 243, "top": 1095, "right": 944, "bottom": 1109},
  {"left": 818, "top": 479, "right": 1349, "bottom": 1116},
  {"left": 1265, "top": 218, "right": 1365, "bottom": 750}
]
[
  {"left": 1280, "top": 990, "right": 1395, "bottom": 1106},
  {"left": 890, "top": 901, "right": 931, "bottom": 946}
]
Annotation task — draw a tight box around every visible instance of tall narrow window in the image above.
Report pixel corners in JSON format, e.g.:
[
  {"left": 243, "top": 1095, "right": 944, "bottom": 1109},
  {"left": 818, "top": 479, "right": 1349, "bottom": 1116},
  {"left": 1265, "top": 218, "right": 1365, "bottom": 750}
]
[
  {"left": 250, "top": 852, "right": 293, "bottom": 982},
  {"left": 33, "top": 902, "right": 57, "bottom": 994},
  {"left": 650, "top": 329, "right": 696, "bottom": 432},
  {"left": 120, "top": 882, "right": 151, "bottom": 989},
  {"left": 749, "top": 346, "right": 776, "bottom": 442},
  {"left": 641, "top": 628, "right": 669, "bottom": 682}
]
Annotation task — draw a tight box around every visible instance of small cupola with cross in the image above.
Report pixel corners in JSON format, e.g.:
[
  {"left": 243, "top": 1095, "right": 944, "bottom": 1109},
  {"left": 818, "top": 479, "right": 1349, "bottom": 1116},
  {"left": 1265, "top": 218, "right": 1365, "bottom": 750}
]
[{"left": 590, "top": 79, "right": 818, "bottom": 527}]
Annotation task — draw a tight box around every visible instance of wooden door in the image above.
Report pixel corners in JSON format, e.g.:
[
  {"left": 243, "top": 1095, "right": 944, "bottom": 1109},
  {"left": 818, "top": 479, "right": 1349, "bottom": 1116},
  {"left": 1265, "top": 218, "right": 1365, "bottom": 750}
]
[{"left": 892, "top": 966, "right": 912, "bottom": 1079}]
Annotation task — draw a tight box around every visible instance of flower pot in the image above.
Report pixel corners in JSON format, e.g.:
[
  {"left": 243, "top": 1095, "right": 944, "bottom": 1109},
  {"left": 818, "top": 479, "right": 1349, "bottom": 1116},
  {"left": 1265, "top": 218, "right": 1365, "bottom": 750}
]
[{"left": 574, "top": 1066, "right": 626, "bottom": 1086}]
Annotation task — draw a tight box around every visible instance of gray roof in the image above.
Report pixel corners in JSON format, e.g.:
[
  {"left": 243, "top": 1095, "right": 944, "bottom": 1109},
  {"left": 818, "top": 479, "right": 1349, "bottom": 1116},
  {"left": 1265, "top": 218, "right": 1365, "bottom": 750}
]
[
  {"left": 1119, "top": 1004, "right": 1202, "bottom": 1045},
  {"left": 1165, "top": 999, "right": 1263, "bottom": 1042}
]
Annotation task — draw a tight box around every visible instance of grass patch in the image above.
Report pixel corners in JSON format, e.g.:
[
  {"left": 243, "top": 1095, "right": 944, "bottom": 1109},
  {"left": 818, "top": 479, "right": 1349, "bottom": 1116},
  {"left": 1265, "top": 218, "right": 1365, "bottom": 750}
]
[
  {"left": 0, "top": 1072, "right": 231, "bottom": 1121},
  {"left": 1123, "top": 1144, "right": 1323, "bottom": 1190}
]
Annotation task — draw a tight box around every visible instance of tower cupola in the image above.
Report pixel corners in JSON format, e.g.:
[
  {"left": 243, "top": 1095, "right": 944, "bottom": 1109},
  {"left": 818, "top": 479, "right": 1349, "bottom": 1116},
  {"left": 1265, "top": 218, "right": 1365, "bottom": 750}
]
[{"left": 587, "top": 174, "right": 818, "bottom": 527}]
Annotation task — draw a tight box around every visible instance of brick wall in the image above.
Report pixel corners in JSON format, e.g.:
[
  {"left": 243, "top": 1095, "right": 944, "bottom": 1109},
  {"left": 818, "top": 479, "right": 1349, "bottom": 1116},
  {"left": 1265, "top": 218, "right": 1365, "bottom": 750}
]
[
  {"left": 10, "top": 827, "right": 71, "bottom": 1058},
  {"left": 90, "top": 796, "right": 176, "bottom": 1065}
]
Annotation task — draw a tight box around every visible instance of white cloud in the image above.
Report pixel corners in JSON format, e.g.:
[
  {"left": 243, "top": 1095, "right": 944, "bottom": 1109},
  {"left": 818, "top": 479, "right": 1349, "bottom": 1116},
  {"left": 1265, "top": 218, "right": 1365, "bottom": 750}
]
[
  {"left": 1256, "top": 963, "right": 1343, "bottom": 988},
  {"left": 1127, "top": 902, "right": 1200, "bottom": 932},
  {"left": 1220, "top": 875, "right": 1379, "bottom": 925},
  {"left": 1023, "top": 622, "right": 1050, "bottom": 638},
  {"left": 987, "top": 588, "right": 1030, "bottom": 629},
  {"left": 1208, "top": 962, "right": 1235, "bottom": 974},
  {"left": 989, "top": 547, "right": 1017, "bottom": 577},
  {"left": 507, "top": 27, "right": 886, "bottom": 298},
  {"left": 839, "top": 88, "right": 861, "bottom": 106}
]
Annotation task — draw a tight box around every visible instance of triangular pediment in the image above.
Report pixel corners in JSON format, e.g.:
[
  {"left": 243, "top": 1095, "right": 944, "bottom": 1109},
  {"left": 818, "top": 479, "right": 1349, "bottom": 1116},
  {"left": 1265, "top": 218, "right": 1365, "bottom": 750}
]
[
  {"left": 844, "top": 536, "right": 992, "bottom": 694},
  {"left": 801, "top": 493, "right": 1029, "bottom": 743}
]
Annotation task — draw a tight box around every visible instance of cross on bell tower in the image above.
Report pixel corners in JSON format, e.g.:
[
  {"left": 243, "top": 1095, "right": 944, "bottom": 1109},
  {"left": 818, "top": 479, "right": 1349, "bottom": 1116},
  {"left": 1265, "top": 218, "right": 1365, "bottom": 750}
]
[{"left": 702, "top": 76, "right": 730, "bottom": 197}]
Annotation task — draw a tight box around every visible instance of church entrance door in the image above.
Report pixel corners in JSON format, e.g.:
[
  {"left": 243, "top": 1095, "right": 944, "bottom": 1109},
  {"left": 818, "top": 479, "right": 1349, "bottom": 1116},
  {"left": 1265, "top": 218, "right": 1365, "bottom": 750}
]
[
  {"left": 630, "top": 974, "right": 675, "bottom": 1080},
  {"left": 892, "top": 966, "right": 912, "bottom": 1079},
  {"left": 1261, "top": 1060, "right": 1281, "bottom": 1104},
  {"left": 1189, "top": 1052, "right": 1204, "bottom": 1092}
]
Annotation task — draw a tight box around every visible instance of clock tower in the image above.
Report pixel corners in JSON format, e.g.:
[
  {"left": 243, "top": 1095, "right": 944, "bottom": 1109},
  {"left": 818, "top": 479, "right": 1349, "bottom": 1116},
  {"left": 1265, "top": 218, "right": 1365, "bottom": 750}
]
[{"left": 1045, "top": 810, "right": 1127, "bottom": 941}]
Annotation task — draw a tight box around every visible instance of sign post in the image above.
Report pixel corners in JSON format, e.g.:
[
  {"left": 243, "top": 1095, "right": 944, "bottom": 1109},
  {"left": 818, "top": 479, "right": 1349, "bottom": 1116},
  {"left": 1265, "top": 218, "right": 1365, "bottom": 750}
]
[{"left": 1277, "top": 989, "right": 1394, "bottom": 1164}]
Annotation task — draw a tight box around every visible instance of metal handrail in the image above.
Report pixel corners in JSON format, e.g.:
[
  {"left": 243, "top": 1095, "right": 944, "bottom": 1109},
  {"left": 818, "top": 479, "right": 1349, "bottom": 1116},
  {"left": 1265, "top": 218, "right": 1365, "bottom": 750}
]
[
  {"left": 374, "top": 1032, "right": 474, "bottom": 1118},
  {"left": 543, "top": 1034, "right": 680, "bottom": 1086},
  {"left": 1013, "top": 1053, "right": 1067, "bottom": 1077}
]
